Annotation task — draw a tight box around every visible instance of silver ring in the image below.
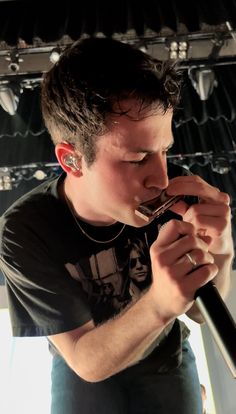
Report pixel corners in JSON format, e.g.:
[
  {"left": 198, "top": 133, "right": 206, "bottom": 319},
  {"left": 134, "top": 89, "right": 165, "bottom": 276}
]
[{"left": 185, "top": 252, "right": 197, "bottom": 268}]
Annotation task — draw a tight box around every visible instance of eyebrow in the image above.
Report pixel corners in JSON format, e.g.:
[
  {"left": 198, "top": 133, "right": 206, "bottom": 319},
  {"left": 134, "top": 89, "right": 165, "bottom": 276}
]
[{"left": 130, "top": 140, "right": 174, "bottom": 154}]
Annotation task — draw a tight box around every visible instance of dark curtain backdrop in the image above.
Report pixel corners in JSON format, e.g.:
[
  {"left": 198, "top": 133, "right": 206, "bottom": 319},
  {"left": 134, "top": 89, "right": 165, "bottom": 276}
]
[{"left": 1, "top": 0, "right": 236, "bottom": 44}]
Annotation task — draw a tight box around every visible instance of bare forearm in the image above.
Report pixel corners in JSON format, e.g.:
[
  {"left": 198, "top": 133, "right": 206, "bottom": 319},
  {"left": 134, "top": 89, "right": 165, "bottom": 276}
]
[
  {"left": 72, "top": 290, "right": 170, "bottom": 382},
  {"left": 211, "top": 251, "right": 234, "bottom": 297}
]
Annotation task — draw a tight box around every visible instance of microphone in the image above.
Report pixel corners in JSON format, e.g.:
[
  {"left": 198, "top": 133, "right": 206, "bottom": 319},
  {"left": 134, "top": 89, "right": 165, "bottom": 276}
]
[{"left": 195, "top": 281, "right": 236, "bottom": 378}]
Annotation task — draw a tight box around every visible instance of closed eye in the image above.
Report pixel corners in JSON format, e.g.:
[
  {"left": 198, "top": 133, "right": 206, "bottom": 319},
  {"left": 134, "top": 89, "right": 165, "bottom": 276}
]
[
  {"left": 128, "top": 150, "right": 169, "bottom": 165},
  {"left": 128, "top": 155, "right": 150, "bottom": 165}
]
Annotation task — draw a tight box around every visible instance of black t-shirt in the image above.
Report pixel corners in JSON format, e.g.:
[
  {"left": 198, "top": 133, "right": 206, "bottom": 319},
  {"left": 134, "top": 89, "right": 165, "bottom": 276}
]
[{"left": 0, "top": 173, "right": 189, "bottom": 365}]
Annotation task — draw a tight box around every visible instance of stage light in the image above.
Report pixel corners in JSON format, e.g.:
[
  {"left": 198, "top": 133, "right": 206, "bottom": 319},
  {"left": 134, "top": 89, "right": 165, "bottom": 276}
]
[
  {"left": 188, "top": 67, "right": 218, "bottom": 100},
  {"left": 49, "top": 47, "right": 61, "bottom": 64},
  {"left": 178, "top": 41, "right": 188, "bottom": 59},
  {"left": 33, "top": 170, "right": 47, "bottom": 180},
  {"left": 211, "top": 157, "right": 231, "bottom": 174},
  {"left": 0, "top": 169, "right": 13, "bottom": 191},
  {"left": 5, "top": 49, "right": 23, "bottom": 73},
  {"left": 0, "top": 83, "right": 19, "bottom": 115},
  {"left": 169, "top": 41, "right": 178, "bottom": 59},
  {"left": 168, "top": 150, "right": 236, "bottom": 174},
  {"left": 0, "top": 162, "right": 62, "bottom": 191},
  {"left": 168, "top": 40, "right": 189, "bottom": 60}
]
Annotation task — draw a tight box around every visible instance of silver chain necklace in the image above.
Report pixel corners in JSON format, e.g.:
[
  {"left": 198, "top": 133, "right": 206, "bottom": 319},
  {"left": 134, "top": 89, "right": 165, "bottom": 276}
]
[{"left": 64, "top": 194, "right": 126, "bottom": 244}]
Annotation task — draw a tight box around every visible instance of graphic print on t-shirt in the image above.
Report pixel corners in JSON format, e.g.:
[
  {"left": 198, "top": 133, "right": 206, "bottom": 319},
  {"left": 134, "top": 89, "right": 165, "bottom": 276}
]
[{"left": 65, "top": 235, "right": 151, "bottom": 322}]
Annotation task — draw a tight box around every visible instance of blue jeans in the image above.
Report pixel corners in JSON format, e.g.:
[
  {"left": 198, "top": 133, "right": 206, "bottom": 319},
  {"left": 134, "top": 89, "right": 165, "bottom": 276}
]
[{"left": 51, "top": 340, "right": 203, "bottom": 414}]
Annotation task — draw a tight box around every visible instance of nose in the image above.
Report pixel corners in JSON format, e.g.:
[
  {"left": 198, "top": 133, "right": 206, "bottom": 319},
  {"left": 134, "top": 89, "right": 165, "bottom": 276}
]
[
  {"left": 143, "top": 154, "right": 169, "bottom": 190},
  {"left": 136, "top": 258, "right": 144, "bottom": 270}
]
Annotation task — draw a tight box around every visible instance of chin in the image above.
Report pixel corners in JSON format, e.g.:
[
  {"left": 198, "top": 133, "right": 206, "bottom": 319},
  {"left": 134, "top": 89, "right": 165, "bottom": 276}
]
[{"left": 128, "top": 213, "right": 151, "bottom": 228}]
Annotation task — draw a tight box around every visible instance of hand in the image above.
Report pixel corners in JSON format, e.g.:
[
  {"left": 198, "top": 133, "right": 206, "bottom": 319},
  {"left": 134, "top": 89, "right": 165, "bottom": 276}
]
[
  {"left": 149, "top": 219, "right": 218, "bottom": 322},
  {"left": 166, "top": 175, "right": 232, "bottom": 256}
]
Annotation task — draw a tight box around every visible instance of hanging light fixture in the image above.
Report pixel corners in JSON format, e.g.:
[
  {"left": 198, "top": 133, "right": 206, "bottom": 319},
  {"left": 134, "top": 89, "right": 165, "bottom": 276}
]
[
  {"left": 0, "top": 48, "right": 24, "bottom": 115},
  {"left": 0, "top": 80, "right": 23, "bottom": 116},
  {"left": 188, "top": 66, "right": 218, "bottom": 101},
  {"left": 0, "top": 83, "right": 18, "bottom": 115},
  {"left": 5, "top": 48, "right": 23, "bottom": 73}
]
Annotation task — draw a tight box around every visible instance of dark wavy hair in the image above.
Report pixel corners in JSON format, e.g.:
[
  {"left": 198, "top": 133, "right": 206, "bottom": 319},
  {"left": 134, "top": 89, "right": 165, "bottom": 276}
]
[{"left": 41, "top": 37, "right": 182, "bottom": 165}]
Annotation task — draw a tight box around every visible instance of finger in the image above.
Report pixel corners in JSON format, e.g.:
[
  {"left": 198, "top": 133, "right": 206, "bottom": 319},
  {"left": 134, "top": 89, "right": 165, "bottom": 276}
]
[
  {"left": 170, "top": 196, "right": 231, "bottom": 219},
  {"left": 158, "top": 233, "right": 210, "bottom": 265},
  {"left": 198, "top": 193, "right": 230, "bottom": 206},
  {"left": 156, "top": 219, "right": 195, "bottom": 246},
  {"left": 183, "top": 215, "right": 229, "bottom": 237},
  {"left": 175, "top": 249, "right": 214, "bottom": 276},
  {"left": 167, "top": 176, "right": 230, "bottom": 205},
  {"left": 183, "top": 263, "right": 218, "bottom": 296},
  {"left": 183, "top": 203, "right": 230, "bottom": 222}
]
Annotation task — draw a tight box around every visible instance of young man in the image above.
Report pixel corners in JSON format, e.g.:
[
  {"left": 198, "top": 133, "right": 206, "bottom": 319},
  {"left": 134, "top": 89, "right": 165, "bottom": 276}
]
[{"left": 0, "top": 38, "right": 233, "bottom": 414}]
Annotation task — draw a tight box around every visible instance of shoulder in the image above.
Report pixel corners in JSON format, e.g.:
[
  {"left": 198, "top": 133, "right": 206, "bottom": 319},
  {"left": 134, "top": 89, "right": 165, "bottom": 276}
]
[
  {"left": 0, "top": 174, "right": 65, "bottom": 252},
  {"left": 2, "top": 174, "right": 62, "bottom": 218}
]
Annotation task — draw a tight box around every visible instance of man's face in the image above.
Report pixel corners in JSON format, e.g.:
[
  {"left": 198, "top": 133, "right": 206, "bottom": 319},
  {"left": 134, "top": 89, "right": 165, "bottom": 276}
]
[
  {"left": 77, "top": 105, "right": 174, "bottom": 227},
  {"left": 129, "top": 246, "right": 149, "bottom": 282}
]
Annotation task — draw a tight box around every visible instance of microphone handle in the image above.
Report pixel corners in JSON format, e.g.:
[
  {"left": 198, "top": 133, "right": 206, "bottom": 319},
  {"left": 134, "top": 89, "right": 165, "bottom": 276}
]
[{"left": 195, "top": 281, "right": 236, "bottom": 378}]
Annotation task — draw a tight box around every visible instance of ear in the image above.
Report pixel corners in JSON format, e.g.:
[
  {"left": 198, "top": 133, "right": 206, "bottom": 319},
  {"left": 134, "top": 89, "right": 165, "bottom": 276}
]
[{"left": 55, "top": 143, "right": 82, "bottom": 177}]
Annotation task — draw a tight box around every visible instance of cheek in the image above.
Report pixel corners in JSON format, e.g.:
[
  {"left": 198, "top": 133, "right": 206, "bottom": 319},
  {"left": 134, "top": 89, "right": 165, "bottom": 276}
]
[
  {"left": 107, "top": 174, "right": 130, "bottom": 196},
  {"left": 103, "top": 173, "right": 135, "bottom": 205},
  {"left": 92, "top": 162, "right": 140, "bottom": 203},
  {"left": 101, "top": 165, "right": 130, "bottom": 188}
]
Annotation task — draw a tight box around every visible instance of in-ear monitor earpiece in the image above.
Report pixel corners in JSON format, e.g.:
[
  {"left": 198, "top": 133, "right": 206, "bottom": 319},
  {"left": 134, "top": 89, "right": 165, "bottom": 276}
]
[{"left": 63, "top": 154, "right": 80, "bottom": 171}]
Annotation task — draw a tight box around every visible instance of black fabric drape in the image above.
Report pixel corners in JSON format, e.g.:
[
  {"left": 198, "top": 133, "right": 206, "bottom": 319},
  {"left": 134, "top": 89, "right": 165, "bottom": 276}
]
[{"left": 1, "top": 0, "right": 236, "bottom": 45}]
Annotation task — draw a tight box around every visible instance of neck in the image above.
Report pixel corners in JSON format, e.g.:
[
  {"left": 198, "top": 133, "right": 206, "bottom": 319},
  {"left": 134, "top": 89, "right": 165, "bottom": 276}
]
[{"left": 60, "top": 176, "right": 117, "bottom": 227}]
